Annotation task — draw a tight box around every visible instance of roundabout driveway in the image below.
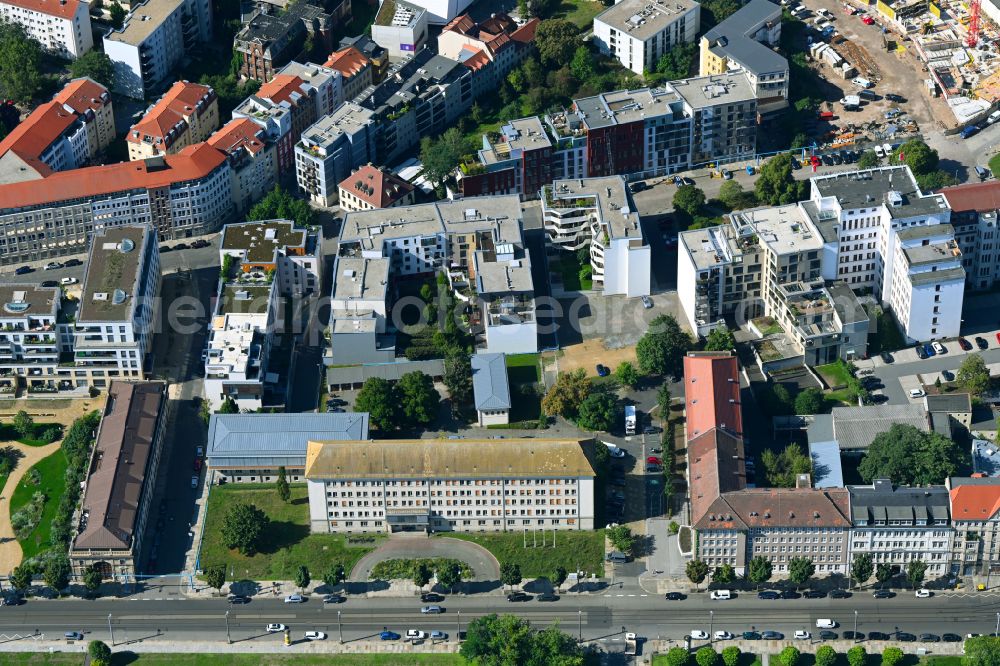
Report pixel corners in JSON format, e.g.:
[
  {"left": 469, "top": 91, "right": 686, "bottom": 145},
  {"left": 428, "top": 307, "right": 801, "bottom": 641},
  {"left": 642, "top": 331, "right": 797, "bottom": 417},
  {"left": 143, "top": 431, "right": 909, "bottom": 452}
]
[{"left": 351, "top": 536, "right": 501, "bottom": 582}]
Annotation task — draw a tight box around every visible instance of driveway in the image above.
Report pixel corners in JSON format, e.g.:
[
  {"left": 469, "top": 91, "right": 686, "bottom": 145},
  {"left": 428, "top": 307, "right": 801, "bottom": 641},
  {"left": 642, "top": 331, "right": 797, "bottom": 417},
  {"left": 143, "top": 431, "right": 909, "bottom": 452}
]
[{"left": 351, "top": 536, "right": 501, "bottom": 582}]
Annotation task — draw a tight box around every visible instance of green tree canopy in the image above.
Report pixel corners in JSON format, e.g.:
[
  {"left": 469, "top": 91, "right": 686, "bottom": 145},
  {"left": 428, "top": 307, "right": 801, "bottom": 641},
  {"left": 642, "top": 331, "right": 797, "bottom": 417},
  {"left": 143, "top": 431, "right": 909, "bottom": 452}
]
[
  {"left": 43, "top": 556, "right": 71, "bottom": 593},
  {"left": 882, "top": 647, "right": 904, "bottom": 666},
  {"left": 667, "top": 647, "right": 691, "bottom": 666},
  {"left": 794, "top": 387, "right": 825, "bottom": 415},
  {"left": 859, "top": 423, "right": 965, "bottom": 485},
  {"left": 704, "top": 327, "right": 735, "bottom": 352},
  {"left": 83, "top": 566, "right": 103, "bottom": 596},
  {"left": 69, "top": 51, "right": 115, "bottom": 89},
  {"left": 542, "top": 368, "right": 591, "bottom": 419},
  {"left": 697, "top": 647, "right": 719, "bottom": 666},
  {"left": 88, "top": 640, "right": 112, "bottom": 666},
  {"left": 204, "top": 565, "right": 226, "bottom": 593},
  {"left": 653, "top": 41, "right": 697, "bottom": 80},
  {"left": 109, "top": 1, "right": 126, "bottom": 27},
  {"left": 535, "top": 19, "right": 578, "bottom": 67},
  {"left": 217, "top": 397, "right": 239, "bottom": 414},
  {"left": 615, "top": 361, "right": 640, "bottom": 388},
  {"left": 551, "top": 565, "right": 567, "bottom": 587},
  {"left": 294, "top": 564, "right": 310, "bottom": 590},
  {"left": 747, "top": 556, "right": 772, "bottom": 586},
  {"left": 718, "top": 180, "right": 756, "bottom": 210},
  {"left": 657, "top": 384, "right": 673, "bottom": 418},
  {"left": 247, "top": 185, "right": 316, "bottom": 227},
  {"left": 875, "top": 563, "right": 893, "bottom": 586},
  {"left": 500, "top": 562, "right": 523, "bottom": 589},
  {"left": 686, "top": 559, "right": 709, "bottom": 587},
  {"left": 576, "top": 391, "right": 619, "bottom": 432},
  {"left": 220, "top": 502, "right": 268, "bottom": 556},
  {"left": 713, "top": 563, "right": 735, "bottom": 584},
  {"left": 355, "top": 377, "right": 401, "bottom": 431},
  {"left": 958, "top": 354, "right": 991, "bottom": 395},
  {"left": 966, "top": 636, "right": 1000, "bottom": 666},
  {"left": 398, "top": 371, "right": 440, "bottom": 427},
  {"left": 460, "top": 613, "right": 584, "bottom": 666},
  {"left": 760, "top": 443, "right": 811, "bottom": 487},
  {"left": 756, "top": 154, "right": 808, "bottom": 205},
  {"left": 673, "top": 184, "right": 706, "bottom": 217},
  {"left": 905, "top": 560, "right": 927, "bottom": 589},
  {"left": 788, "top": 557, "right": 815, "bottom": 589},
  {"left": 437, "top": 561, "right": 462, "bottom": 592},
  {"left": 443, "top": 354, "right": 473, "bottom": 411},
  {"left": 607, "top": 525, "right": 636, "bottom": 555},
  {"left": 12, "top": 410, "right": 32, "bottom": 437},
  {"left": 858, "top": 151, "right": 880, "bottom": 169},
  {"left": 891, "top": 139, "right": 939, "bottom": 176},
  {"left": 851, "top": 553, "right": 873, "bottom": 587},
  {"left": 9, "top": 563, "right": 32, "bottom": 592},
  {"left": 0, "top": 21, "right": 42, "bottom": 103},
  {"left": 323, "top": 563, "right": 345, "bottom": 589},
  {"left": 570, "top": 45, "right": 595, "bottom": 82},
  {"left": 703, "top": 0, "right": 742, "bottom": 23},
  {"left": 722, "top": 646, "right": 742, "bottom": 666},
  {"left": 778, "top": 646, "right": 800, "bottom": 666},
  {"left": 816, "top": 646, "right": 837, "bottom": 666},
  {"left": 419, "top": 127, "right": 468, "bottom": 194},
  {"left": 636, "top": 314, "right": 692, "bottom": 378},
  {"left": 276, "top": 466, "right": 290, "bottom": 503},
  {"left": 846, "top": 646, "right": 867, "bottom": 666}
]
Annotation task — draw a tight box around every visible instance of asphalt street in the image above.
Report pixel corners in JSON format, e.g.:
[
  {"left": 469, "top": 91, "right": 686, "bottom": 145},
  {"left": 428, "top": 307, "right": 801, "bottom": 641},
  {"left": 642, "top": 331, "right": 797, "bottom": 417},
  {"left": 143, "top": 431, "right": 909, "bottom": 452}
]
[{"left": 6, "top": 590, "right": 1000, "bottom": 646}]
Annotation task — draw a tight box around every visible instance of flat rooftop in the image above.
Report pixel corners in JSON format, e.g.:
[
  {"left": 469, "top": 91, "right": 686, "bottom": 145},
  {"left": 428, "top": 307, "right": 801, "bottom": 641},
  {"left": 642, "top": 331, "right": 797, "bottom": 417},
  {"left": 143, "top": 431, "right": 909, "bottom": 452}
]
[
  {"left": 594, "top": 0, "right": 699, "bottom": 42},
  {"left": 729, "top": 205, "right": 824, "bottom": 256},
  {"left": 375, "top": 0, "right": 424, "bottom": 26},
  {"left": 79, "top": 226, "right": 150, "bottom": 323},
  {"left": 679, "top": 224, "right": 738, "bottom": 271},
  {"left": 474, "top": 251, "right": 533, "bottom": 294},
  {"left": 221, "top": 285, "right": 273, "bottom": 315},
  {"left": 437, "top": 197, "right": 524, "bottom": 242},
  {"left": 222, "top": 220, "right": 307, "bottom": 264},
  {"left": 910, "top": 266, "right": 965, "bottom": 285},
  {"left": 575, "top": 87, "right": 682, "bottom": 130},
  {"left": 546, "top": 177, "right": 643, "bottom": 241},
  {"left": 105, "top": 0, "right": 184, "bottom": 45},
  {"left": 299, "top": 103, "right": 375, "bottom": 149},
  {"left": 0, "top": 284, "right": 58, "bottom": 319},
  {"left": 207, "top": 412, "right": 369, "bottom": 461},
  {"left": 670, "top": 72, "right": 757, "bottom": 110},
  {"left": 332, "top": 256, "right": 389, "bottom": 302},
  {"left": 481, "top": 117, "right": 552, "bottom": 165},
  {"left": 812, "top": 167, "right": 950, "bottom": 219},
  {"left": 902, "top": 238, "right": 961, "bottom": 266}
]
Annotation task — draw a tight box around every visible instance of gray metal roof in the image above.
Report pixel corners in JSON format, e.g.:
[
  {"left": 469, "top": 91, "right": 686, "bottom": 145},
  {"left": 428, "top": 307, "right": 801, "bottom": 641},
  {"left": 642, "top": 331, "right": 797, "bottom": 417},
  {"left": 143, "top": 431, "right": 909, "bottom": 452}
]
[
  {"left": 326, "top": 359, "right": 445, "bottom": 386},
  {"left": 808, "top": 437, "right": 843, "bottom": 489},
  {"left": 471, "top": 353, "right": 511, "bottom": 411},
  {"left": 830, "top": 404, "right": 929, "bottom": 451},
  {"left": 848, "top": 479, "right": 950, "bottom": 524},
  {"left": 811, "top": 167, "right": 951, "bottom": 220},
  {"left": 207, "top": 412, "right": 370, "bottom": 460},
  {"left": 703, "top": 0, "right": 787, "bottom": 76},
  {"left": 925, "top": 392, "right": 974, "bottom": 415}
]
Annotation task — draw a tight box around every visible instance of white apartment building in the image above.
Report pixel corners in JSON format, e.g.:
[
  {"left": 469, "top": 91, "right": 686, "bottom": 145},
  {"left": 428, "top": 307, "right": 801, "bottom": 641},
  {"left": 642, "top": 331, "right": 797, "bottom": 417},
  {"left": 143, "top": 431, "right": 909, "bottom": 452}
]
[
  {"left": 0, "top": 284, "right": 61, "bottom": 394},
  {"left": 305, "top": 439, "right": 596, "bottom": 534},
  {"left": 593, "top": 0, "right": 700, "bottom": 76},
  {"left": 295, "top": 103, "right": 377, "bottom": 207},
  {"left": 220, "top": 220, "right": 323, "bottom": 299},
  {"left": 372, "top": 0, "right": 428, "bottom": 58},
  {"left": 0, "top": 0, "right": 92, "bottom": 58},
  {"left": 541, "top": 177, "right": 650, "bottom": 297},
  {"left": 206, "top": 118, "right": 278, "bottom": 215},
  {"left": 278, "top": 61, "right": 345, "bottom": 117},
  {"left": 948, "top": 476, "right": 1000, "bottom": 577},
  {"left": 71, "top": 225, "right": 160, "bottom": 389},
  {"left": 396, "top": 0, "right": 472, "bottom": 24}
]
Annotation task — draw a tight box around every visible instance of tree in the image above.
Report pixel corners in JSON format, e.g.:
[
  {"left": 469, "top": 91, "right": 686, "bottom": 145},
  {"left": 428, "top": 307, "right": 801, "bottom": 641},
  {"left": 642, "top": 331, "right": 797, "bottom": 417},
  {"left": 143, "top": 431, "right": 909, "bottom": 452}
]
[
  {"left": 294, "top": 564, "right": 310, "bottom": 591},
  {"left": 500, "top": 562, "right": 522, "bottom": 590},
  {"left": 204, "top": 565, "right": 226, "bottom": 594},
  {"left": 220, "top": 502, "right": 268, "bottom": 556},
  {"left": 722, "top": 646, "right": 741, "bottom": 666},
  {"left": 713, "top": 563, "right": 735, "bottom": 584},
  {"left": 419, "top": 127, "right": 467, "bottom": 194},
  {"left": 859, "top": 423, "right": 965, "bottom": 485},
  {"left": 398, "top": 371, "right": 440, "bottom": 427},
  {"left": 697, "top": 647, "right": 719, "bottom": 666},
  {"left": 12, "top": 410, "right": 33, "bottom": 438},
  {"left": 355, "top": 377, "right": 400, "bottom": 431},
  {"left": 718, "top": 180, "right": 755, "bottom": 210},
  {"left": 794, "top": 387, "right": 825, "bottom": 415},
  {"left": 760, "top": 443, "right": 812, "bottom": 487},
  {"left": 875, "top": 563, "right": 893, "bottom": 587},
  {"left": 905, "top": 560, "right": 927, "bottom": 589},
  {"left": 217, "top": 397, "right": 239, "bottom": 414},
  {"left": 0, "top": 23, "right": 42, "bottom": 103},
  {"left": 437, "top": 561, "right": 462, "bottom": 593},
  {"left": 615, "top": 361, "right": 640, "bottom": 389},
  {"left": 636, "top": 314, "right": 692, "bottom": 378},
  {"left": 246, "top": 185, "right": 316, "bottom": 228},
  {"left": 88, "top": 640, "right": 112, "bottom": 666},
  {"left": 673, "top": 184, "right": 706, "bottom": 217},
  {"left": 746, "top": 556, "right": 772, "bottom": 587},
  {"left": 851, "top": 553, "right": 874, "bottom": 588},
  {"left": 83, "top": 566, "right": 103, "bottom": 597},
  {"left": 69, "top": 51, "right": 115, "bottom": 88},
  {"left": 958, "top": 354, "right": 991, "bottom": 396},
  {"left": 323, "top": 563, "right": 345, "bottom": 590},
  {"left": 846, "top": 646, "right": 867, "bottom": 666},
  {"left": 576, "top": 392, "right": 619, "bottom": 431},
  {"left": 657, "top": 384, "right": 673, "bottom": 419},
  {"left": 109, "top": 1, "right": 126, "bottom": 27},
  {"left": 551, "top": 565, "right": 567, "bottom": 587},
  {"left": 535, "top": 19, "right": 578, "bottom": 67},
  {"left": 276, "top": 466, "right": 290, "bottom": 503},
  {"left": 570, "top": 45, "right": 595, "bottom": 82},
  {"left": 703, "top": 0, "right": 742, "bottom": 23},
  {"left": 43, "top": 556, "right": 71, "bottom": 594},
  {"left": 916, "top": 170, "right": 957, "bottom": 191},
  {"left": 756, "top": 154, "right": 808, "bottom": 205},
  {"left": 882, "top": 647, "right": 904, "bottom": 666},
  {"left": 788, "top": 557, "right": 815, "bottom": 589},
  {"left": 965, "top": 636, "right": 1000, "bottom": 666},
  {"left": 413, "top": 562, "right": 432, "bottom": 590},
  {"left": 686, "top": 559, "right": 709, "bottom": 588},
  {"left": 460, "top": 613, "right": 584, "bottom": 666},
  {"left": 858, "top": 150, "right": 880, "bottom": 169},
  {"left": 704, "top": 327, "right": 735, "bottom": 352},
  {"left": 816, "top": 646, "right": 837, "bottom": 666},
  {"left": 542, "top": 368, "right": 591, "bottom": 419},
  {"left": 607, "top": 525, "right": 636, "bottom": 555},
  {"left": 443, "top": 354, "right": 473, "bottom": 411},
  {"left": 654, "top": 42, "right": 697, "bottom": 80},
  {"left": 667, "top": 647, "right": 691, "bottom": 666},
  {"left": 891, "top": 139, "right": 939, "bottom": 176},
  {"left": 778, "top": 646, "right": 800, "bottom": 666},
  {"left": 9, "top": 563, "right": 32, "bottom": 593}
]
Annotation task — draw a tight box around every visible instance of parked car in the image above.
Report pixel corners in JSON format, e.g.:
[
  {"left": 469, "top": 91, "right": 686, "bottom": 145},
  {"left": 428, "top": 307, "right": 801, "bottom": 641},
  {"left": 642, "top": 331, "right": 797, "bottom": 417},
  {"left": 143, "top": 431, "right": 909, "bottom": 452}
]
[
  {"left": 943, "top": 633, "right": 962, "bottom": 642},
  {"left": 43, "top": 261, "right": 62, "bottom": 270},
  {"left": 932, "top": 341, "right": 946, "bottom": 354},
  {"left": 868, "top": 631, "right": 889, "bottom": 640},
  {"left": 64, "top": 632, "right": 84, "bottom": 641},
  {"left": 804, "top": 590, "right": 826, "bottom": 599},
  {"left": 920, "top": 633, "right": 940, "bottom": 642},
  {"left": 641, "top": 295, "right": 653, "bottom": 309},
  {"left": 880, "top": 351, "right": 894, "bottom": 364},
  {"left": 643, "top": 426, "right": 660, "bottom": 435},
  {"left": 421, "top": 593, "right": 444, "bottom": 603},
  {"left": 60, "top": 277, "right": 78, "bottom": 285},
  {"left": 915, "top": 588, "right": 932, "bottom": 598},
  {"left": 284, "top": 594, "right": 305, "bottom": 604},
  {"left": 977, "top": 336, "right": 990, "bottom": 350},
  {"left": 380, "top": 630, "right": 401, "bottom": 641},
  {"left": 14, "top": 266, "right": 32, "bottom": 275},
  {"left": 915, "top": 343, "right": 928, "bottom": 359},
  {"left": 761, "top": 631, "right": 784, "bottom": 640},
  {"left": 842, "top": 631, "right": 862, "bottom": 640},
  {"left": 431, "top": 631, "right": 448, "bottom": 640},
  {"left": 819, "top": 631, "right": 839, "bottom": 640},
  {"left": 421, "top": 605, "right": 444, "bottom": 614},
  {"left": 647, "top": 456, "right": 662, "bottom": 465},
  {"left": 506, "top": 592, "right": 530, "bottom": 602},
  {"left": 304, "top": 631, "right": 326, "bottom": 640},
  {"left": 266, "top": 624, "right": 286, "bottom": 633},
  {"left": 715, "top": 631, "right": 734, "bottom": 640},
  {"left": 885, "top": 93, "right": 906, "bottom": 102},
  {"left": 322, "top": 594, "right": 345, "bottom": 603},
  {"left": 406, "top": 630, "right": 428, "bottom": 641},
  {"left": 629, "top": 181, "right": 648, "bottom": 193},
  {"left": 743, "top": 631, "right": 762, "bottom": 640},
  {"left": 873, "top": 590, "right": 894, "bottom": 599},
  {"left": 229, "top": 595, "right": 251, "bottom": 604},
  {"left": 897, "top": 632, "right": 916, "bottom": 642},
  {"left": 829, "top": 589, "right": 850, "bottom": 599},
  {"left": 690, "top": 630, "right": 710, "bottom": 640},
  {"left": 174, "top": 243, "right": 190, "bottom": 250},
  {"left": 781, "top": 589, "right": 801, "bottom": 599},
  {"left": 924, "top": 343, "right": 936, "bottom": 357},
  {"left": 665, "top": 592, "right": 686, "bottom": 600},
  {"left": 190, "top": 476, "right": 199, "bottom": 488},
  {"left": 41, "top": 280, "right": 58, "bottom": 288},
  {"left": 673, "top": 176, "right": 684, "bottom": 186},
  {"left": 160, "top": 245, "right": 173, "bottom": 253},
  {"left": 193, "top": 458, "right": 202, "bottom": 471},
  {"left": 794, "top": 631, "right": 811, "bottom": 640},
  {"left": 596, "top": 364, "right": 610, "bottom": 377},
  {"left": 959, "top": 337, "right": 973, "bottom": 351},
  {"left": 758, "top": 590, "right": 780, "bottom": 600},
  {"left": 537, "top": 593, "right": 559, "bottom": 602},
  {"left": 191, "top": 239, "right": 211, "bottom": 249},
  {"left": 908, "top": 388, "right": 926, "bottom": 399},
  {"left": 709, "top": 590, "right": 732, "bottom": 600},
  {"left": 645, "top": 464, "right": 661, "bottom": 473}
]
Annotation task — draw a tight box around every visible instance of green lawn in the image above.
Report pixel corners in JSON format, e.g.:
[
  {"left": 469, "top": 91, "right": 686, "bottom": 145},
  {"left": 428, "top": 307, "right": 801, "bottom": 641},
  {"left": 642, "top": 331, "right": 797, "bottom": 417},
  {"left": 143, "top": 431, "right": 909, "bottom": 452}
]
[
  {"left": 2, "top": 654, "right": 466, "bottom": 666},
  {"left": 816, "top": 362, "right": 851, "bottom": 389},
  {"left": 555, "top": 251, "right": 593, "bottom": 292},
  {"left": 506, "top": 353, "right": 541, "bottom": 384},
  {"left": 0, "top": 422, "right": 63, "bottom": 446},
  {"left": 555, "top": 0, "right": 607, "bottom": 30},
  {"left": 10, "top": 448, "right": 67, "bottom": 559},
  {"left": 199, "top": 484, "right": 380, "bottom": 580},
  {"left": 989, "top": 153, "right": 1000, "bottom": 178},
  {"left": 444, "top": 530, "right": 605, "bottom": 579}
]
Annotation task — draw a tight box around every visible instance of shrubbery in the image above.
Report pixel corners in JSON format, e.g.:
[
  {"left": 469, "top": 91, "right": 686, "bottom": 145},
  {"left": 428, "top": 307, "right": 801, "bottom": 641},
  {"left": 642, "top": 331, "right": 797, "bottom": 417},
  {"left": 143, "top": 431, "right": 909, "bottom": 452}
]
[{"left": 370, "top": 558, "right": 472, "bottom": 581}]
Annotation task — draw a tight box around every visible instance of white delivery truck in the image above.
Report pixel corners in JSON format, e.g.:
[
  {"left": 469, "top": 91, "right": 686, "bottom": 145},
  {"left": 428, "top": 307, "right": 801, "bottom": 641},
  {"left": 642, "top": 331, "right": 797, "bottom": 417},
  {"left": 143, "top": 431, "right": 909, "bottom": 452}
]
[{"left": 625, "top": 405, "right": 637, "bottom": 435}]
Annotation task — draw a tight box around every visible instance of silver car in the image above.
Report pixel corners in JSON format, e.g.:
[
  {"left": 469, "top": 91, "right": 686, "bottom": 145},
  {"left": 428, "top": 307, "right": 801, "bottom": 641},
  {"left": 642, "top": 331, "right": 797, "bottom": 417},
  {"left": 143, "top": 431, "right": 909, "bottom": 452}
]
[
  {"left": 641, "top": 295, "right": 653, "bottom": 309},
  {"left": 421, "top": 605, "right": 444, "bottom": 614}
]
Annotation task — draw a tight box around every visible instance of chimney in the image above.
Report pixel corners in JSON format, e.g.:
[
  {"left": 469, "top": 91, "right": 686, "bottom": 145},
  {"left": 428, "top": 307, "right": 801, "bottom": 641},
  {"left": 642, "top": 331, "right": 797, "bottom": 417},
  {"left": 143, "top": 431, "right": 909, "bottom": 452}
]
[{"left": 795, "top": 473, "right": 811, "bottom": 489}]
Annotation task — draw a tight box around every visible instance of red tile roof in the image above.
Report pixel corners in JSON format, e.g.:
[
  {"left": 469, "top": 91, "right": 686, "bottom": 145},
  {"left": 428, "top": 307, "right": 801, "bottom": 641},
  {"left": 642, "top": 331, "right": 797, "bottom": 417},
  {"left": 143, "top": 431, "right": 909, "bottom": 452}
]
[
  {"left": 4, "top": 0, "right": 80, "bottom": 20},
  {"left": 53, "top": 78, "right": 110, "bottom": 115},
  {"left": 689, "top": 429, "right": 745, "bottom": 527},
  {"left": 510, "top": 18, "right": 539, "bottom": 43},
  {"left": 257, "top": 74, "right": 305, "bottom": 105},
  {"left": 127, "top": 82, "right": 214, "bottom": 145},
  {"left": 683, "top": 352, "right": 742, "bottom": 441},
  {"left": 0, "top": 101, "right": 79, "bottom": 163},
  {"left": 338, "top": 164, "right": 414, "bottom": 208},
  {"left": 208, "top": 118, "right": 267, "bottom": 156},
  {"left": 442, "top": 14, "right": 475, "bottom": 35},
  {"left": 462, "top": 49, "right": 491, "bottom": 72},
  {"left": 0, "top": 142, "right": 227, "bottom": 209},
  {"left": 324, "top": 47, "right": 370, "bottom": 78},
  {"left": 950, "top": 483, "right": 1000, "bottom": 521},
  {"left": 696, "top": 488, "right": 851, "bottom": 530},
  {"left": 941, "top": 180, "right": 1000, "bottom": 213}
]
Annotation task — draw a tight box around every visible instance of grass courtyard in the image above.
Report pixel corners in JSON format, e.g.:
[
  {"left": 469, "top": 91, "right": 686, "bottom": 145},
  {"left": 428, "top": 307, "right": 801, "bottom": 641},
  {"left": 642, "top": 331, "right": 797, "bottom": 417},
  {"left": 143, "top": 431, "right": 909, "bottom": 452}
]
[
  {"left": 199, "top": 484, "right": 380, "bottom": 580},
  {"left": 815, "top": 362, "right": 852, "bottom": 390},
  {"left": 10, "top": 447, "right": 67, "bottom": 560},
  {"left": 444, "top": 530, "right": 605, "bottom": 579}
]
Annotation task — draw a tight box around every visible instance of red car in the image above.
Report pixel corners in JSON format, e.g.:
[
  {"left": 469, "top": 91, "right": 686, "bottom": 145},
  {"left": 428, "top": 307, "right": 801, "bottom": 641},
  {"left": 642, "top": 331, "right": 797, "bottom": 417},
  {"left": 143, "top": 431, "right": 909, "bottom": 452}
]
[
  {"left": 193, "top": 458, "right": 202, "bottom": 471},
  {"left": 647, "top": 456, "right": 662, "bottom": 465},
  {"left": 959, "top": 337, "right": 973, "bottom": 351},
  {"left": 861, "top": 15, "right": 874, "bottom": 24},
  {"left": 995, "top": 332, "right": 1000, "bottom": 345}
]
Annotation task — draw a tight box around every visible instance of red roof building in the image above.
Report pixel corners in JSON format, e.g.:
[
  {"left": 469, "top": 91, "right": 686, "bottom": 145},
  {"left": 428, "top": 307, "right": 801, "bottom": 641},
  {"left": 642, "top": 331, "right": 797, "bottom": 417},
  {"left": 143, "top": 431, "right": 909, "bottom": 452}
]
[
  {"left": 948, "top": 477, "right": 1000, "bottom": 575},
  {"left": 208, "top": 118, "right": 278, "bottom": 213},
  {"left": 324, "top": 46, "right": 373, "bottom": 100},
  {"left": 127, "top": 82, "right": 220, "bottom": 160},
  {"left": 337, "top": 164, "right": 415, "bottom": 212}
]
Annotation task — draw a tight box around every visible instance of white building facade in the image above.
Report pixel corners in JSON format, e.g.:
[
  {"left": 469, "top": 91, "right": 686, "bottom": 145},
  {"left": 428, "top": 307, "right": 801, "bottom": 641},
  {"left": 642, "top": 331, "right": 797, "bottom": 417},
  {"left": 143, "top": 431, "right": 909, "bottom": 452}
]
[
  {"left": 593, "top": 0, "right": 701, "bottom": 76},
  {"left": 0, "top": 0, "right": 92, "bottom": 58}
]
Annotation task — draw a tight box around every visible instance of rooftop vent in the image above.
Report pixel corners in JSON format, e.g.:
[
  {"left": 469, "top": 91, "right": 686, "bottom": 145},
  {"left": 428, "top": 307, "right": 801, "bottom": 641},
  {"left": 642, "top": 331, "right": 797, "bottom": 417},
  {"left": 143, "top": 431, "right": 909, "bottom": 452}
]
[
  {"left": 111, "top": 289, "right": 127, "bottom": 305},
  {"left": 3, "top": 301, "right": 29, "bottom": 314},
  {"left": 92, "top": 292, "right": 108, "bottom": 302},
  {"left": 120, "top": 238, "right": 135, "bottom": 253}
]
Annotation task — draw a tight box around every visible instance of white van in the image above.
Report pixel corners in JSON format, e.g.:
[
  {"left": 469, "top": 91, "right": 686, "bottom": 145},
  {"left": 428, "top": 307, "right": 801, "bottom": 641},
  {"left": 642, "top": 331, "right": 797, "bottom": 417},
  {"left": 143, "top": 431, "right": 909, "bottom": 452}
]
[
  {"left": 988, "top": 110, "right": 1000, "bottom": 125},
  {"left": 710, "top": 589, "right": 732, "bottom": 600},
  {"left": 816, "top": 619, "right": 837, "bottom": 629}
]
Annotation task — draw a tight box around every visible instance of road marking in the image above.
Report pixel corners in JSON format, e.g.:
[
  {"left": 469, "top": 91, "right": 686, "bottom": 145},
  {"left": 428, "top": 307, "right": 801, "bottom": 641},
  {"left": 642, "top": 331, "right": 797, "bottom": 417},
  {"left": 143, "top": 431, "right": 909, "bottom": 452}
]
[{"left": 628, "top": 594, "right": 636, "bottom": 597}]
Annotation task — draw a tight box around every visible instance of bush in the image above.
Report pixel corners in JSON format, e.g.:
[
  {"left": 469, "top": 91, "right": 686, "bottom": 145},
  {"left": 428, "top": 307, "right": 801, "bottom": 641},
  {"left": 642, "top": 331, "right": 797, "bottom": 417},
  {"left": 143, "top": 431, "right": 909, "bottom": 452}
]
[
  {"left": 696, "top": 647, "right": 719, "bottom": 666},
  {"left": 667, "top": 647, "right": 691, "bottom": 666},
  {"left": 881, "top": 647, "right": 904, "bottom": 666},
  {"left": 778, "top": 646, "right": 800, "bottom": 666},
  {"left": 370, "top": 558, "right": 473, "bottom": 581},
  {"left": 722, "top": 646, "right": 741, "bottom": 666}
]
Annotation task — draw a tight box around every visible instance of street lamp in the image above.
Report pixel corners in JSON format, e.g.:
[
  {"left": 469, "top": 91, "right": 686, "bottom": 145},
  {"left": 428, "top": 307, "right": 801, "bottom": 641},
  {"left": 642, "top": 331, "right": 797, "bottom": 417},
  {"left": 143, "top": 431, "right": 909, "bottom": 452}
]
[
  {"left": 108, "top": 613, "right": 115, "bottom": 646},
  {"left": 458, "top": 610, "right": 462, "bottom": 644},
  {"left": 578, "top": 609, "right": 583, "bottom": 643},
  {"left": 338, "top": 610, "right": 343, "bottom": 644},
  {"left": 854, "top": 610, "right": 858, "bottom": 643},
  {"left": 225, "top": 609, "right": 231, "bottom": 644},
  {"left": 710, "top": 610, "right": 714, "bottom": 644},
  {"left": 995, "top": 612, "right": 999, "bottom": 636}
]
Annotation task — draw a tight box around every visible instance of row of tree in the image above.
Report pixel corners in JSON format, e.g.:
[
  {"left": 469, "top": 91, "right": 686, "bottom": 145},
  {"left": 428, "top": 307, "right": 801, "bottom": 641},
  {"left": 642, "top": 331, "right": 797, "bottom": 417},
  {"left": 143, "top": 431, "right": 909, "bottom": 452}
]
[{"left": 684, "top": 553, "right": 928, "bottom": 590}]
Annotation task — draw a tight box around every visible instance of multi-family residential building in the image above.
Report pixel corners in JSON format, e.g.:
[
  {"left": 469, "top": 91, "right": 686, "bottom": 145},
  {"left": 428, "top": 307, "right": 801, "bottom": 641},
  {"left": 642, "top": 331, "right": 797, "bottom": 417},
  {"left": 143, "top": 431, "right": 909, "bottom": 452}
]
[
  {"left": 699, "top": 0, "right": 788, "bottom": 113},
  {"left": 295, "top": 103, "right": 377, "bottom": 206},
  {"left": 0, "top": 142, "right": 232, "bottom": 266},
  {"left": 454, "top": 117, "right": 553, "bottom": 200},
  {"left": 103, "top": 0, "right": 213, "bottom": 99},
  {"left": 233, "top": 75, "right": 319, "bottom": 172},
  {"left": 278, "top": 60, "right": 345, "bottom": 117},
  {"left": 941, "top": 180, "right": 1000, "bottom": 291},
  {"left": 593, "top": 0, "right": 700, "bottom": 76},
  {"left": 338, "top": 34, "right": 389, "bottom": 82},
  {"left": 126, "top": 82, "right": 219, "bottom": 160},
  {"left": 69, "top": 381, "right": 167, "bottom": 582},
  {"left": 207, "top": 118, "right": 278, "bottom": 214},
  {"left": 437, "top": 13, "right": 536, "bottom": 99},
  {"left": 206, "top": 412, "right": 370, "bottom": 483},
  {"left": 220, "top": 219, "right": 323, "bottom": 299},
  {"left": 541, "top": 177, "right": 651, "bottom": 297},
  {"left": 0, "top": 79, "right": 116, "bottom": 184},
  {"left": 324, "top": 46, "right": 373, "bottom": 101},
  {"left": 947, "top": 476, "right": 1000, "bottom": 576},
  {"left": 848, "top": 479, "right": 953, "bottom": 578},
  {"left": 371, "top": 0, "right": 428, "bottom": 58},
  {"left": 471, "top": 352, "right": 511, "bottom": 427},
  {"left": 335, "top": 196, "right": 537, "bottom": 357},
  {"left": 327, "top": 255, "right": 392, "bottom": 364},
  {"left": 399, "top": 0, "right": 472, "bottom": 24},
  {"left": 0, "top": 284, "right": 62, "bottom": 393},
  {"left": 0, "top": 0, "right": 92, "bottom": 58},
  {"left": 305, "top": 438, "right": 595, "bottom": 534},
  {"left": 234, "top": 2, "right": 341, "bottom": 83},
  {"left": 72, "top": 226, "right": 160, "bottom": 389},
  {"left": 337, "top": 163, "right": 415, "bottom": 212}
]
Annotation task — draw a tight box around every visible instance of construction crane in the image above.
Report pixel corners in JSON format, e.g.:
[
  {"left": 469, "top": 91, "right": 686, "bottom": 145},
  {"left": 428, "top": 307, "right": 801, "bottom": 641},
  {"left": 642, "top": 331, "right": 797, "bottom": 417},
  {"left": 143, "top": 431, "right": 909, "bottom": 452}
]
[{"left": 968, "top": 0, "right": 981, "bottom": 47}]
